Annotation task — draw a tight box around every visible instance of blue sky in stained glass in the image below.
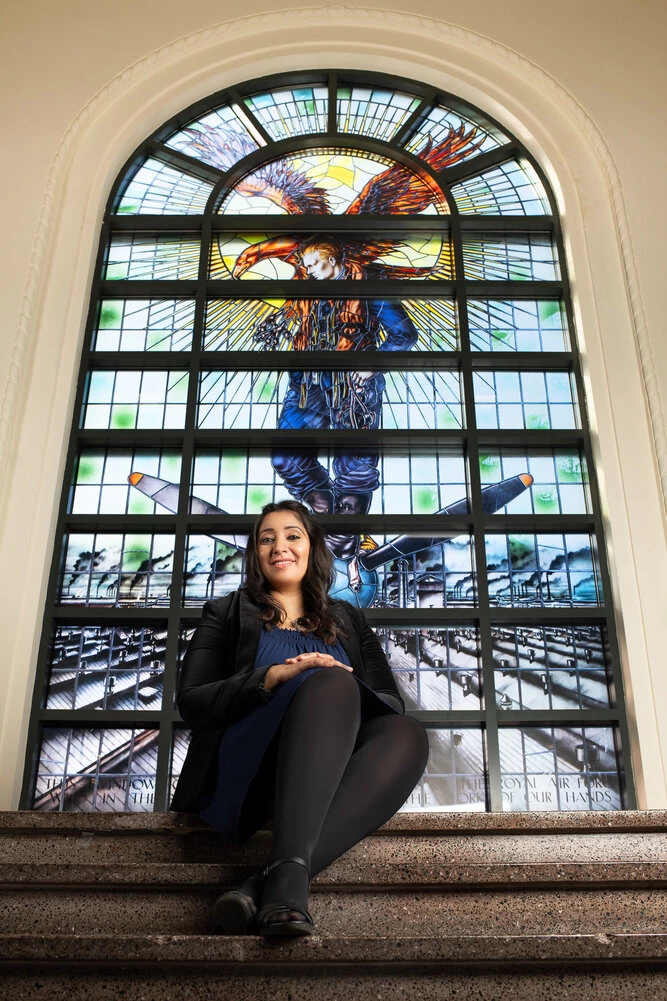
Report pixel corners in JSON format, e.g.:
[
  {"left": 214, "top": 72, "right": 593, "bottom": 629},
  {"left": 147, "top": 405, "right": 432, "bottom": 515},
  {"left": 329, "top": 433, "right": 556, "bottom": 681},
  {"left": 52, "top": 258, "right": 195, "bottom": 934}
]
[
  {"left": 468, "top": 300, "right": 568, "bottom": 352},
  {"left": 244, "top": 86, "right": 328, "bottom": 140},
  {"left": 164, "top": 104, "right": 260, "bottom": 171},
  {"left": 462, "top": 234, "right": 560, "bottom": 281},
  {"left": 104, "top": 235, "right": 200, "bottom": 281},
  {"left": 82, "top": 371, "right": 188, "bottom": 430},
  {"left": 94, "top": 299, "right": 195, "bottom": 352},
  {"left": 479, "top": 449, "right": 589, "bottom": 515},
  {"left": 115, "top": 158, "right": 213, "bottom": 215},
  {"left": 473, "top": 371, "right": 578, "bottom": 430},
  {"left": 190, "top": 448, "right": 468, "bottom": 515},
  {"left": 451, "top": 160, "right": 550, "bottom": 215},
  {"left": 337, "top": 86, "right": 421, "bottom": 141},
  {"left": 404, "top": 102, "right": 506, "bottom": 162},
  {"left": 71, "top": 448, "right": 182, "bottom": 515}
]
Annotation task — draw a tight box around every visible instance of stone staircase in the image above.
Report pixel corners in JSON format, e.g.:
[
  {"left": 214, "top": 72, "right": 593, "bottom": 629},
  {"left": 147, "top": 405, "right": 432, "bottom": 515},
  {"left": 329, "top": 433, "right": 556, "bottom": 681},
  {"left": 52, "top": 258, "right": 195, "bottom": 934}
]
[{"left": 1, "top": 810, "right": 667, "bottom": 999}]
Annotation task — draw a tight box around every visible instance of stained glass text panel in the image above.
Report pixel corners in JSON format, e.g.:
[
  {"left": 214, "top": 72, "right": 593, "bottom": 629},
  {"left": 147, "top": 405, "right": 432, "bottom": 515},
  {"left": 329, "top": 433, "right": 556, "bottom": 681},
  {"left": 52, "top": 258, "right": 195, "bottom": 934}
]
[
  {"left": 499, "top": 726, "right": 622, "bottom": 811},
  {"left": 33, "top": 727, "right": 159, "bottom": 813},
  {"left": 403, "top": 728, "right": 487, "bottom": 812}
]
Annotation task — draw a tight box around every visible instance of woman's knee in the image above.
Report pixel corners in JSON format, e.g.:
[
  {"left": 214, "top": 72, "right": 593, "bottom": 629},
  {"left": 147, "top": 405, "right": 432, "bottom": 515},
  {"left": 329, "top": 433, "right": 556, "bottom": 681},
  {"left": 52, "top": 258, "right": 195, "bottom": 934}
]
[
  {"left": 386, "top": 714, "right": 430, "bottom": 772},
  {"left": 291, "top": 666, "right": 361, "bottom": 714}
]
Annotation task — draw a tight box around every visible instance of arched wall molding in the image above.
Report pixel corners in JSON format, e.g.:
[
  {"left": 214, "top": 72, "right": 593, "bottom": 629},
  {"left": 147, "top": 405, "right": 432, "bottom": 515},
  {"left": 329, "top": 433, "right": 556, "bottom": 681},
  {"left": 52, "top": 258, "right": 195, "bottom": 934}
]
[{"left": 1, "top": 6, "right": 665, "bottom": 809}]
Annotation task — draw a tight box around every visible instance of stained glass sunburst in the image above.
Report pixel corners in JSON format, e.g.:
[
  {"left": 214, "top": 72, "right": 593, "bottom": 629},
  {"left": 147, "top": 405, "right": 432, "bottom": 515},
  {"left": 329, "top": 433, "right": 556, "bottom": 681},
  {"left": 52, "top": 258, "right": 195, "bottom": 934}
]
[
  {"left": 217, "top": 148, "right": 449, "bottom": 216},
  {"left": 115, "top": 158, "right": 213, "bottom": 215}
]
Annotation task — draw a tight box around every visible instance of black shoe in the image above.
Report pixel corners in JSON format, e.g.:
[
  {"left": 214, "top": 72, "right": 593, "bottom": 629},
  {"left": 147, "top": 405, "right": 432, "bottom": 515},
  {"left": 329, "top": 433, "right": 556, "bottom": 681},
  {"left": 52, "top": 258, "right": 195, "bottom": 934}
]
[
  {"left": 213, "top": 874, "right": 262, "bottom": 935},
  {"left": 256, "top": 857, "right": 314, "bottom": 939}
]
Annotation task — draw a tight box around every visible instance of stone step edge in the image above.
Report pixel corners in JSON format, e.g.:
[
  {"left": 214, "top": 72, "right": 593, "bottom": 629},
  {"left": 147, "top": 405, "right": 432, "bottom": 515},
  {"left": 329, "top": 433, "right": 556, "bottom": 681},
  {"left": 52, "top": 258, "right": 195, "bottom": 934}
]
[
  {"left": 1, "top": 933, "right": 667, "bottom": 966},
  {"left": 2, "top": 811, "right": 666, "bottom": 835},
  {"left": 2, "top": 861, "right": 667, "bottom": 888}
]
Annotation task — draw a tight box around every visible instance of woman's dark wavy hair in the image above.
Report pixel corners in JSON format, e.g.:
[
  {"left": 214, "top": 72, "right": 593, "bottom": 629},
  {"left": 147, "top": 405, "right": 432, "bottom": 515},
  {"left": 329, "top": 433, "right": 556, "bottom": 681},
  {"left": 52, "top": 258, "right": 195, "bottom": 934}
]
[{"left": 244, "top": 499, "right": 340, "bottom": 644}]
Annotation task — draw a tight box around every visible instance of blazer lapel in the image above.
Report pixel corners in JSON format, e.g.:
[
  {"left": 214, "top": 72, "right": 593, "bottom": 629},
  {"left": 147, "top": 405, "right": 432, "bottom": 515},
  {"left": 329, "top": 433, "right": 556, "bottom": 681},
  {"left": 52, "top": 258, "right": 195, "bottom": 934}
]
[{"left": 236, "top": 590, "right": 264, "bottom": 670}]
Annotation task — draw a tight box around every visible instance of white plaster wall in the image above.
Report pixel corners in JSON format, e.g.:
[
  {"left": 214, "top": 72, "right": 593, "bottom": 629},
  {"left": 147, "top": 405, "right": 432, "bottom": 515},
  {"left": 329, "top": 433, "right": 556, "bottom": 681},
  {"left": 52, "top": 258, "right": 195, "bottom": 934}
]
[{"left": 0, "top": 0, "right": 665, "bottom": 810}]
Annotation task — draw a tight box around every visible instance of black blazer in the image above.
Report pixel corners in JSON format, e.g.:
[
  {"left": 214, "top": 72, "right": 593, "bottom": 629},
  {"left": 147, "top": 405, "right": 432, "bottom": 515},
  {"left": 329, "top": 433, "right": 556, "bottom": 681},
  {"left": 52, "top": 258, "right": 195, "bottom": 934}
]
[{"left": 170, "top": 589, "right": 403, "bottom": 813}]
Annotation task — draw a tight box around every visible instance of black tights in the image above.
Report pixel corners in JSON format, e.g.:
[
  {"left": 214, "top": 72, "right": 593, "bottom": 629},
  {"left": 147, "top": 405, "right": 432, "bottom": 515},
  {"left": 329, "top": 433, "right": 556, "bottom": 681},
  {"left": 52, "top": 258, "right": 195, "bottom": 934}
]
[{"left": 241, "top": 668, "right": 429, "bottom": 910}]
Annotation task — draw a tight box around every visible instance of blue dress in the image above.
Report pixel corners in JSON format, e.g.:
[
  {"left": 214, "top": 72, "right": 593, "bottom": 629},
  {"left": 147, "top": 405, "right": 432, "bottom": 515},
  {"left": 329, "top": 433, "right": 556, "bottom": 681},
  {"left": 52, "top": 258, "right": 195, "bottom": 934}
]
[{"left": 198, "top": 626, "right": 397, "bottom": 843}]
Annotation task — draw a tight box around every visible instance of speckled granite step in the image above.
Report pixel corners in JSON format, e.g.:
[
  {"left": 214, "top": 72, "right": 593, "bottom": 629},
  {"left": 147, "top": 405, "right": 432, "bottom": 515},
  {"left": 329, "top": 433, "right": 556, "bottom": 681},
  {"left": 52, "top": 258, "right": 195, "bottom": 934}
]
[
  {"left": 1, "top": 936, "right": 667, "bottom": 1001},
  {"left": 2, "top": 811, "right": 667, "bottom": 997}
]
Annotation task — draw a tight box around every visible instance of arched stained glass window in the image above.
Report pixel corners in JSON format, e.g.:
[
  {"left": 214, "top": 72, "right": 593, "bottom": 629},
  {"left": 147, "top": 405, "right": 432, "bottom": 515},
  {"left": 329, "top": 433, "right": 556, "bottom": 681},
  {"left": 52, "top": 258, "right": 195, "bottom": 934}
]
[{"left": 22, "top": 71, "right": 634, "bottom": 815}]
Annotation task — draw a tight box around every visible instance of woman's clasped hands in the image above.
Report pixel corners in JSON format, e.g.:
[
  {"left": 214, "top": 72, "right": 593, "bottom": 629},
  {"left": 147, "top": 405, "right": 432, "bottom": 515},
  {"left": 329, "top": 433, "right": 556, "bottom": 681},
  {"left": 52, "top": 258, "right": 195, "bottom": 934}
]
[{"left": 262, "top": 651, "right": 353, "bottom": 691}]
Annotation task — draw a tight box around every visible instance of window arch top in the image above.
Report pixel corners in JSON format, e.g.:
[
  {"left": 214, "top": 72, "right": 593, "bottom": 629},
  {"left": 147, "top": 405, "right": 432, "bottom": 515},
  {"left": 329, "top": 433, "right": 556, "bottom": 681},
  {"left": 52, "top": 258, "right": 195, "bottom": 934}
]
[{"left": 113, "top": 76, "right": 550, "bottom": 219}]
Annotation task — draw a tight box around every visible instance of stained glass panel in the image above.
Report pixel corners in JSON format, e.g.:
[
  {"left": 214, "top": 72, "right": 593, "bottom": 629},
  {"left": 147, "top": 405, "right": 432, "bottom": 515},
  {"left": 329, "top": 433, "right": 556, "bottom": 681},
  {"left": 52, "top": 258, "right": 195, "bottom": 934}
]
[
  {"left": 374, "top": 627, "right": 482, "bottom": 710},
  {"left": 104, "top": 235, "right": 200, "bottom": 281},
  {"left": 498, "top": 726, "right": 622, "bottom": 811},
  {"left": 337, "top": 86, "right": 421, "bottom": 141},
  {"left": 451, "top": 161, "right": 550, "bottom": 215},
  {"left": 197, "top": 369, "right": 463, "bottom": 431},
  {"left": 479, "top": 449, "right": 589, "bottom": 515},
  {"left": 164, "top": 104, "right": 260, "bottom": 170},
  {"left": 32, "top": 727, "right": 159, "bottom": 812},
  {"left": 45, "top": 626, "right": 165, "bottom": 711},
  {"left": 404, "top": 103, "right": 507, "bottom": 163},
  {"left": 183, "top": 533, "right": 475, "bottom": 610},
  {"left": 217, "top": 148, "right": 448, "bottom": 216},
  {"left": 58, "top": 533, "right": 175, "bottom": 607},
  {"left": 115, "top": 158, "right": 214, "bottom": 215},
  {"left": 244, "top": 86, "right": 328, "bottom": 139},
  {"left": 402, "top": 728, "right": 487, "bottom": 811},
  {"left": 71, "top": 448, "right": 182, "bottom": 515},
  {"left": 211, "top": 233, "right": 453, "bottom": 280},
  {"left": 468, "top": 300, "right": 568, "bottom": 352},
  {"left": 170, "top": 728, "right": 191, "bottom": 801},
  {"left": 485, "top": 533, "right": 603, "bottom": 607},
  {"left": 204, "top": 298, "right": 458, "bottom": 352},
  {"left": 81, "top": 370, "right": 188, "bottom": 430},
  {"left": 462, "top": 233, "right": 559, "bottom": 281},
  {"left": 188, "top": 448, "right": 468, "bottom": 515},
  {"left": 473, "top": 371, "right": 578, "bottom": 430},
  {"left": 94, "top": 299, "right": 195, "bottom": 352},
  {"left": 493, "top": 625, "right": 612, "bottom": 711}
]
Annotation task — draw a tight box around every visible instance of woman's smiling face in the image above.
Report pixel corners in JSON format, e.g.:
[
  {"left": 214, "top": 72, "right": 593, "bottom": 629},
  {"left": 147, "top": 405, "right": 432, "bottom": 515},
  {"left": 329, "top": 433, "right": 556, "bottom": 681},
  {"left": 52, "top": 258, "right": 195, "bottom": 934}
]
[{"left": 257, "top": 510, "right": 311, "bottom": 591}]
